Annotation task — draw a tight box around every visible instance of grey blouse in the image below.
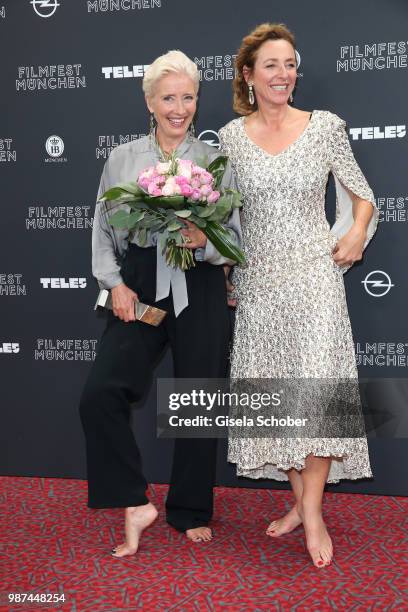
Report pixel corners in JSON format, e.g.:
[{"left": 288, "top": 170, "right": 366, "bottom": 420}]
[{"left": 92, "top": 133, "right": 242, "bottom": 316}]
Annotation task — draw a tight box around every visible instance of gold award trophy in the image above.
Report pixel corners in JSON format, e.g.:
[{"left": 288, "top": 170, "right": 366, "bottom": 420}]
[{"left": 94, "top": 289, "right": 167, "bottom": 327}]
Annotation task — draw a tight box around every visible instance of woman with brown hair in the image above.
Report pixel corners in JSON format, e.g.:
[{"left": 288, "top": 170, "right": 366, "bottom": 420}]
[{"left": 220, "top": 23, "right": 378, "bottom": 567}]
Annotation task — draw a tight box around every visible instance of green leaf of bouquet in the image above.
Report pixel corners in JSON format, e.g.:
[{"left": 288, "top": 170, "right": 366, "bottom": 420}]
[
  {"left": 205, "top": 204, "right": 231, "bottom": 223},
  {"left": 115, "top": 182, "right": 144, "bottom": 196},
  {"left": 224, "top": 188, "right": 243, "bottom": 208},
  {"left": 108, "top": 209, "right": 131, "bottom": 229},
  {"left": 143, "top": 217, "right": 162, "bottom": 230},
  {"left": 127, "top": 210, "right": 145, "bottom": 227},
  {"left": 174, "top": 210, "right": 192, "bottom": 218},
  {"left": 144, "top": 195, "right": 186, "bottom": 210},
  {"left": 189, "top": 215, "right": 206, "bottom": 229},
  {"left": 167, "top": 220, "right": 183, "bottom": 231},
  {"left": 128, "top": 201, "right": 150, "bottom": 212},
  {"left": 138, "top": 227, "right": 147, "bottom": 246},
  {"left": 196, "top": 206, "right": 216, "bottom": 218},
  {"left": 207, "top": 155, "right": 228, "bottom": 190},
  {"left": 204, "top": 221, "right": 246, "bottom": 264},
  {"left": 101, "top": 187, "right": 130, "bottom": 201},
  {"left": 174, "top": 231, "right": 184, "bottom": 245}
]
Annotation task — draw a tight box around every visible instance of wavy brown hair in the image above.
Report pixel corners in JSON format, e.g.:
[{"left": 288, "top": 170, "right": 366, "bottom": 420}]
[{"left": 233, "top": 23, "right": 296, "bottom": 115}]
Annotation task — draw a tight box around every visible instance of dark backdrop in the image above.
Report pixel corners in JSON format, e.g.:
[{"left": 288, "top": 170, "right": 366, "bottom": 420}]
[{"left": 1, "top": 0, "right": 407, "bottom": 495}]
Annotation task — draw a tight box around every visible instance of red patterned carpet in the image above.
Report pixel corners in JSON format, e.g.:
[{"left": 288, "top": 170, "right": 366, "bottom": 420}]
[{"left": 1, "top": 477, "right": 407, "bottom": 611}]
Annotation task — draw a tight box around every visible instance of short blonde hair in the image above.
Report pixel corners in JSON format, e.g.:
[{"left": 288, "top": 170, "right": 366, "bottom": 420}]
[
  {"left": 233, "top": 23, "right": 296, "bottom": 115},
  {"left": 143, "top": 50, "right": 200, "bottom": 97}
]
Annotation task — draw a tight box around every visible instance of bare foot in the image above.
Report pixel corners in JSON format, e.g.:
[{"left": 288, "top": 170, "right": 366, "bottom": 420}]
[
  {"left": 111, "top": 502, "right": 158, "bottom": 558},
  {"left": 303, "top": 511, "right": 333, "bottom": 568},
  {"left": 186, "top": 527, "right": 212, "bottom": 542},
  {"left": 266, "top": 504, "right": 303, "bottom": 537}
]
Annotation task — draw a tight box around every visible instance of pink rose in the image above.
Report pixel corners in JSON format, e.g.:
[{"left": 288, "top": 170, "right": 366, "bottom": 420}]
[
  {"left": 175, "top": 175, "right": 189, "bottom": 186},
  {"left": 148, "top": 182, "right": 161, "bottom": 195},
  {"left": 156, "top": 161, "right": 171, "bottom": 174},
  {"left": 190, "top": 188, "right": 202, "bottom": 201},
  {"left": 207, "top": 190, "right": 220, "bottom": 204},
  {"left": 190, "top": 178, "right": 201, "bottom": 190},
  {"left": 162, "top": 182, "right": 176, "bottom": 196},
  {"left": 200, "top": 184, "right": 212, "bottom": 198},
  {"left": 192, "top": 164, "right": 204, "bottom": 175},
  {"left": 180, "top": 183, "right": 193, "bottom": 197},
  {"left": 138, "top": 176, "right": 150, "bottom": 190},
  {"left": 177, "top": 159, "right": 193, "bottom": 179},
  {"left": 199, "top": 171, "right": 213, "bottom": 185}
]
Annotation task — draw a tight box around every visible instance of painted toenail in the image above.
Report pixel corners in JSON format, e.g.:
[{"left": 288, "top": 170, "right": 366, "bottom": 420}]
[{"left": 317, "top": 560, "right": 323, "bottom": 566}]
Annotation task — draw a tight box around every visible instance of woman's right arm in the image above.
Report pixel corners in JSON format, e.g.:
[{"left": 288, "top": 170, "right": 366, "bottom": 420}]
[{"left": 92, "top": 161, "right": 138, "bottom": 322}]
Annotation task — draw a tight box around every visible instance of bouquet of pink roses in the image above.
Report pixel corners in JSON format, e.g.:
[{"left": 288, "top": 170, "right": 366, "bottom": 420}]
[{"left": 100, "top": 153, "right": 245, "bottom": 270}]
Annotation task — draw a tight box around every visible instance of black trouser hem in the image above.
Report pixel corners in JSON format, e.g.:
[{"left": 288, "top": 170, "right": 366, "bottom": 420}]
[{"left": 166, "top": 518, "right": 210, "bottom": 533}]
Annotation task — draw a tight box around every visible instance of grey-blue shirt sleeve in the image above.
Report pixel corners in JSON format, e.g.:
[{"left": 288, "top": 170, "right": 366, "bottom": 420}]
[
  {"left": 194, "top": 153, "right": 242, "bottom": 266},
  {"left": 92, "top": 159, "right": 127, "bottom": 289}
]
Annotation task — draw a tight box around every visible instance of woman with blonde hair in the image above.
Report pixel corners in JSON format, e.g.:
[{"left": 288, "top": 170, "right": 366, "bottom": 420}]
[
  {"left": 80, "top": 50, "right": 241, "bottom": 557},
  {"left": 220, "top": 23, "right": 378, "bottom": 568}
]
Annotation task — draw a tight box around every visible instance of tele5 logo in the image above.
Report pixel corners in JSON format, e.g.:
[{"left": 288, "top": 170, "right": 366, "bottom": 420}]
[
  {"left": 349, "top": 125, "right": 406, "bottom": 140},
  {"left": 40, "top": 277, "right": 87, "bottom": 288},
  {"left": 0, "top": 342, "right": 20, "bottom": 353}
]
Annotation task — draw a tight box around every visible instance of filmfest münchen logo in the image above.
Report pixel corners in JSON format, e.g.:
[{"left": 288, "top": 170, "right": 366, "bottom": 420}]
[
  {"left": 26, "top": 205, "right": 93, "bottom": 230},
  {"left": 376, "top": 195, "right": 408, "bottom": 223},
  {"left": 16, "top": 64, "right": 87, "bottom": 92},
  {"left": 337, "top": 41, "right": 408, "bottom": 72},
  {"left": 35, "top": 338, "right": 97, "bottom": 361},
  {"left": 0, "top": 138, "right": 16, "bottom": 162},
  {"left": 96, "top": 133, "right": 146, "bottom": 158},
  {"left": 0, "top": 274, "right": 27, "bottom": 296},
  {"left": 88, "top": 0, "right": 162, "bottom": 13},
  {"left": 356, "top": 341, "right": 408, "bottom": 367},
  {"left": 30, "top": 0, "right": 60, "bottom": 18},
  {"left": 198, "top": 130, "right": 220, "bottom": 149},
  {"left": 362, "top": 270, "right": 394, "bottom": 297}
]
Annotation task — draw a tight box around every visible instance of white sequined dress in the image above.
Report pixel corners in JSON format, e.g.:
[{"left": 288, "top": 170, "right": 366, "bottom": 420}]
[{"left": 219, "top": 110, "right": 379, "bottom": 483}]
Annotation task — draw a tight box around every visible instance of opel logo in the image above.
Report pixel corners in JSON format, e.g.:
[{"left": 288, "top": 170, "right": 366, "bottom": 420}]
[
  {"left": 198, "top": 130, "right": 220, "bottom": 149},
  {"left": 31, "top": 0, "right": 60, "bottom": 19},
  {"left": 362, "top": 270, "right": 394, "bottom": 297}
]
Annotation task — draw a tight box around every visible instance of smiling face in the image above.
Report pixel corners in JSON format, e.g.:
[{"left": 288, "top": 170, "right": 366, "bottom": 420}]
[
  {"left": 245, "top": 39, "right": 297, "bottom": 108},
  {"left": 146, "top": 71, "right": 197, "bottom": 146}
]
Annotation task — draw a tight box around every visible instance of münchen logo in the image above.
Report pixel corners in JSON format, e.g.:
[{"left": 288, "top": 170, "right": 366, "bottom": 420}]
[
  {"left": 362, "top": 270, "right": 394, "bottom": 297},
  {"left": 198, "top": 130, "right": 220, "bottom": 149},
  {"left": 45, "top": 135, "right": 64, "bottom": 157},
  {"left": 30, "top": 0, "right": 60, "bottom": 18}
]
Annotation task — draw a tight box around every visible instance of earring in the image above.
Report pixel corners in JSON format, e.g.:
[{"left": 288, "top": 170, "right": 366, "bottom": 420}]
[
  {"left": 289, "top": 93, "right": 293, "bottom": 104},
  {"left": 149, "top": 113, "right": 156, "bottom": 136},
  {"left": 248, "top": 82, "right": 255, "bottom": 105},
  {"left": 189, "top": 121, "right": 195, "bottom": 138}
]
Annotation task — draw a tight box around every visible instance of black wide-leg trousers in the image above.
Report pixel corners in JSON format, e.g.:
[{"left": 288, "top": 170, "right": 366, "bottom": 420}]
[{"left": 79, "top": 245, "right": 231, "bottom": 532}]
